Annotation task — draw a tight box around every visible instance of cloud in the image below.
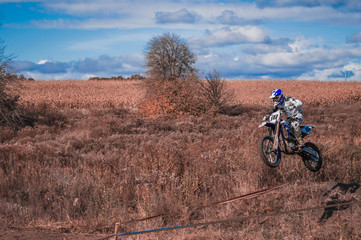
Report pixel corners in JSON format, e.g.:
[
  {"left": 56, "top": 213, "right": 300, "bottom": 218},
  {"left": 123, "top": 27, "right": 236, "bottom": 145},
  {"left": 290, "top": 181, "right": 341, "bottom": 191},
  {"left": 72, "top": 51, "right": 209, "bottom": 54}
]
[
  {"left": 155, "top": 8, "right": 201, "bottom": 24},
  {"left": 73, "top": 55, "right": 119, "bottom": 73},
  {"left": 297, "top": 62, "right": 361, "bottom": 81},
  {"left": 217, "top": 10, "right": 262, "bottom": 26},
  {"left": 255, "top": 0, "right": 361, "bottom": 11},
  {"left": 11, "top": 61, "right": 36, "bottom": 72},
  {"left": 189, "top": 26, "right": 270, "bottom": 49},
  {"left": 242, "top": 38, "right": 293, "bottom": 55},
  {"left": 73, "top": 54, "right": 144, "bottom": 74},
  {"left": 245, "top": 44, "right": 361, "bottom": 74},
  {"left": 18, "top": 0, "right": 361, "bottom": 31},
  {"left": 11, "top": 42, "right": 361, "bottom": 81},
  {"left": 256, "top": 0, "right": 335, "bottom": 8},
  {"left": 12, "top": 54, "right": 146, "bottom": 80},
  {"left": 347, "top": 31, "right": 361, "bottom": 43},
  {"left": 43, "top": 0, "right": 130, "bottom": 16},
  {"left": 31, "top": 17, "right": 155, "bottom": 30},
  {"left": 12, "top": 60, "right": 69, "bottom": 74},
  {"left": 29, "top": 0, "right": 157, "bottom": 29},
  {"left": 195, "top": 35, "right": 361, "bottom": 80}
]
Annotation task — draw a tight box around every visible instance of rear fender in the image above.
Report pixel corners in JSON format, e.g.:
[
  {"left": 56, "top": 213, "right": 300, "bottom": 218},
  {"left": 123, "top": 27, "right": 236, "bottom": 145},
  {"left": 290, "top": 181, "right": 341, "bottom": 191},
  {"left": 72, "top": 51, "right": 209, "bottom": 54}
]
[{"left": 301, "top": 126, "right": 315, "bottom": 137}]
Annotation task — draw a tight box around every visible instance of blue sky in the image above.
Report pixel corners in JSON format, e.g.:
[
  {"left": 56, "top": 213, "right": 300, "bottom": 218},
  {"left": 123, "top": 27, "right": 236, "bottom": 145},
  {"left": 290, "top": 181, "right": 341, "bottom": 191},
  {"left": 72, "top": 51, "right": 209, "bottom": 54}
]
[{"left": 1, "top": 0, "right": 361, "bottom": 81}]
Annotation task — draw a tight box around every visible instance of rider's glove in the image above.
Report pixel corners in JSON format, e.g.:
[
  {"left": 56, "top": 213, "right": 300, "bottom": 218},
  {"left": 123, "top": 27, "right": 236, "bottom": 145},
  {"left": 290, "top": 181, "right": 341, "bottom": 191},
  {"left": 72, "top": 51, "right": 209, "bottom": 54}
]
[{"left": 263, "top": 115, "right": 269, "bottom": 121}]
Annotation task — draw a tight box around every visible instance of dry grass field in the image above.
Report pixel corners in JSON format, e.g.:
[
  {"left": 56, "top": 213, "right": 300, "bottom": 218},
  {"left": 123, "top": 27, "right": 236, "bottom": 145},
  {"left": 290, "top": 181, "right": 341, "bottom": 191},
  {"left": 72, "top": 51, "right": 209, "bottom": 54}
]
[
  {"left": 227, "top": 80, "right": 361, "bottom": 106},
  {"left": 19, "top": 80, "right": 361, "bottom": 109},
  {"left": 1, "top": 79, "right": 361, "bottom": 239},
  {"left": 19, "top": 80, "right": 146, "bottom": 109}
]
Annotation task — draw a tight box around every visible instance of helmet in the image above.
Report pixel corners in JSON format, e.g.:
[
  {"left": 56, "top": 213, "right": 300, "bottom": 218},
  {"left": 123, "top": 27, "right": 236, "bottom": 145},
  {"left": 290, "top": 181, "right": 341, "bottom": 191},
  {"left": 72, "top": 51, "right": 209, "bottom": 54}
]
[{"left": 269, "top": 88, "right": 284, "bottom": 105}]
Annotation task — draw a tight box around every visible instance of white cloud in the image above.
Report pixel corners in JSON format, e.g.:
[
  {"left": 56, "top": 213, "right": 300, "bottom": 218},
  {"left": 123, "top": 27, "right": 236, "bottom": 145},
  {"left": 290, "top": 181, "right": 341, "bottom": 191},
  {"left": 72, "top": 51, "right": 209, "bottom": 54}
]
[
  {"left": 288, "top": 36, "right": 313, "bottom": 52},
  {"left": 194, "top": 35, "right": 361, "bottom": 80},
  {"left": 216, "top": 10, "right": 262, "bottom": 25},
  {"left": 13, "top": 53, "right": 146, "bottom": 80},
  {"left": 243, "top": 36, "right": 361, "bottom": 70},
  {"left": 37, "top": 59, "right": 49, "bottom": 64},
  {"left": 24, "top": 0, "right": 361, "bottom": 30},
  {"left": 297, "top": 62, "right": 361, "bottom": 81},
  {"left": 190, "top": 26, "right": 270, "bottom": 48},
  {"left": 155, "top": 8, "right": 202, "bottom": 24}
]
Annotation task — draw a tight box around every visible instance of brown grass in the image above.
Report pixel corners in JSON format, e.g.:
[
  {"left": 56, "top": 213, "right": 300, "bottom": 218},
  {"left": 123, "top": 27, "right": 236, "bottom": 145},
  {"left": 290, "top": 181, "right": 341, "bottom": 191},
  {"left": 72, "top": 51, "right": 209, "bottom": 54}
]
[
  {"left": 0, "top": 80, "right": 361, "bottom": 239},
  {"left": 19, "top": 80, "right": 145, "bottom": 109},
  {"left": 227, "top": 80, "right": 361, "bottom": 106},
  {"left": 19, "top": 80, "right": 361, "bottom": 110}
]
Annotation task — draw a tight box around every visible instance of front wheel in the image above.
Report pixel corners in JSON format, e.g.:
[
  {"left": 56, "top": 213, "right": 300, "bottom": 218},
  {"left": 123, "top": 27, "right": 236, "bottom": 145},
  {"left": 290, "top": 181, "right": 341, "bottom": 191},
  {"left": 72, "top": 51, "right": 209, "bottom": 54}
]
[
  {"left": 258, "top": 135, "right": 281, "bottom": 167},
  {"left": 301, "top": 142, "right": 322, "bottom": 172}
]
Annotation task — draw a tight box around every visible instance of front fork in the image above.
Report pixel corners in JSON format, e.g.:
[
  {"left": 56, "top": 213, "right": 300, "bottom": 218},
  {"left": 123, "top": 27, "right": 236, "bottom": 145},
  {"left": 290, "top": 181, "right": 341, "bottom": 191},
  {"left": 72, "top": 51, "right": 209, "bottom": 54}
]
[{"left": 272, "top": 122, "right": 280, "bottom": 151}]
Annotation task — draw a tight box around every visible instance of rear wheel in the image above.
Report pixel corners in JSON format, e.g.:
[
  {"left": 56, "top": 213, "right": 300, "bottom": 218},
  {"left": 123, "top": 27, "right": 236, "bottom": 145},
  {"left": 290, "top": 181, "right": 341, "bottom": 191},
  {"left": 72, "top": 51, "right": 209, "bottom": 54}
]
[
  {"left": 258, "top": 135, "right": 281, "bottom": 167},
  {"left": 301, "top": 142, "right": 322, "bottom": 172}
]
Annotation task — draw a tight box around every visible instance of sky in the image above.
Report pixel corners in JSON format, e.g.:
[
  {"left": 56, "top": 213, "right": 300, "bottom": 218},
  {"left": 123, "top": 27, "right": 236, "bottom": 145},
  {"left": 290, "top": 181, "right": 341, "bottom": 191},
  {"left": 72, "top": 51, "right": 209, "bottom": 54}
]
[{"left": 1, "top": 0, "right": 361, "bottom": 81}]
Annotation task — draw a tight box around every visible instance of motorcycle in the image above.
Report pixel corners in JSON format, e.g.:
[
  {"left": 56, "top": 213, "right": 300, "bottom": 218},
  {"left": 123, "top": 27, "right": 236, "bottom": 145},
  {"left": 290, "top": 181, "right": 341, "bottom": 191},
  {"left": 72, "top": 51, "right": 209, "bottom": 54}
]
[{"left": 258, "top": 109, "right": 322, "bottom": 172}]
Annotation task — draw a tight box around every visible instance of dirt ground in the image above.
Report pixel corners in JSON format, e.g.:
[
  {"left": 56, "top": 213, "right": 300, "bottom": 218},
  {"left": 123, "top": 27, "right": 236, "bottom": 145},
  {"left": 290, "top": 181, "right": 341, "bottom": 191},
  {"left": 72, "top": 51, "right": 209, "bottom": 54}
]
[
  {"left": 1, "top": 182, "right": 360, "bottom": 240},
  {"left": 0, "top": 228, "right": 107, "bottom": 240}
]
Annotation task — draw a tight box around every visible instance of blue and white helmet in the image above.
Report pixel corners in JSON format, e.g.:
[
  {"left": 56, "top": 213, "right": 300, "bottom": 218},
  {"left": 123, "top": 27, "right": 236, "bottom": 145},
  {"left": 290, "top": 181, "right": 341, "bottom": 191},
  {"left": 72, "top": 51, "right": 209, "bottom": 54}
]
[{"left": 269, "top": 88, "right": 284, "bottom": 105}]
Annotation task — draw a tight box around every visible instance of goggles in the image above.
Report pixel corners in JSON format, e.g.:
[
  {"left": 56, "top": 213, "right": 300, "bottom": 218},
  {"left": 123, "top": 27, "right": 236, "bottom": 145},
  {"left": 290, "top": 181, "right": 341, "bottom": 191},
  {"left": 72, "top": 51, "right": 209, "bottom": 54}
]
[{"left": 273, "top": 96, "right": 280, "bottom": 102}]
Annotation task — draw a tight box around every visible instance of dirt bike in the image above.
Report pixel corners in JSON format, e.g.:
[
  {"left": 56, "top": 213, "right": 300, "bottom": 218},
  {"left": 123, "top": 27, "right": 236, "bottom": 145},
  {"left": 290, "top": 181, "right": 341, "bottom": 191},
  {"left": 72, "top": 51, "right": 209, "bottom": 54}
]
[{"left": 258, "top": 109, "right": 322, "bottom": 172}]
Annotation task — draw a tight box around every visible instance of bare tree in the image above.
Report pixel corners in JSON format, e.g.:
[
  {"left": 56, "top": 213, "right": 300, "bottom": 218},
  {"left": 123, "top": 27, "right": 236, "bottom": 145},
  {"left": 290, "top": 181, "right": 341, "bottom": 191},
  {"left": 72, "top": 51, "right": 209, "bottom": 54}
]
[
  {"left": 200, "top": 69, "right": 233, "bottom": 114},
  {"left": 0, "top": 39, "right": 14, "bottom": 86},
  {"left": 144, "top": 33, "right": 196, "bottom": 81},
  {"left": 141, "top": 33, "right": 207, "bottom": 116},
  {"left": 0, "top": 40, "right": 33, "bottom": 129}
]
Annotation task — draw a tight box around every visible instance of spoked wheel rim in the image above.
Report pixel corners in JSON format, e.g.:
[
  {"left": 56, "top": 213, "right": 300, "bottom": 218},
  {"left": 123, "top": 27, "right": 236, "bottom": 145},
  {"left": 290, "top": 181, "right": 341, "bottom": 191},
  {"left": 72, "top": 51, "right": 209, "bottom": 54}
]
[
  {"left": 259, "top": 135, "right": 281, "bottom": 167},
  {"left": 302, "top": 142, "right": 322, "bottom": 172},
  {"left": 304, "top": 148, "right": 320, "bottom": 166},
  {"left": 306, "top": 150, "right": 320, "bottom": 167},
  {"left": 263, "top": 139, "right": 279, "bottom": 164}
]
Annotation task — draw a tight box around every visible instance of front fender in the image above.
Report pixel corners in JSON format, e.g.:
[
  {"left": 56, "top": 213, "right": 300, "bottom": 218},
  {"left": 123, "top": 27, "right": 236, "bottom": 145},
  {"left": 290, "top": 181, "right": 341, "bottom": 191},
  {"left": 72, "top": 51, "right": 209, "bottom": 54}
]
[{"left": 258, "top": 122, "right": 276, "bottom": 129}]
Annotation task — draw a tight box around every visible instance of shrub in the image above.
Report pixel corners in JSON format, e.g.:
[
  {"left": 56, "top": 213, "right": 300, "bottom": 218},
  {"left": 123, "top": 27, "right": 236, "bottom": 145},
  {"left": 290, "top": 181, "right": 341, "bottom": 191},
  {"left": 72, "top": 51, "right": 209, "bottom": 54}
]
[
  {"left": 0, "top": 41, "right": 35, "bottom": 130},
  {"left": 200, "top": 70, "right": 234, "bottom": 115},
  {"left": 141, "top": 33, "right": 206, "bottom": 117},
  {"left": 139, "top": 75, "right": 206, "bottom": 117}
]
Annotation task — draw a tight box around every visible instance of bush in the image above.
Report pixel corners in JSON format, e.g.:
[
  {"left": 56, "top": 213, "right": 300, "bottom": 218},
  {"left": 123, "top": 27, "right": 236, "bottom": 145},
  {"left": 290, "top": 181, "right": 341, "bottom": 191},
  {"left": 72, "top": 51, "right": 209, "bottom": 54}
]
[
  {"left": 139, "top": 75, "right": 206, "bottom": 117},
  {"left": 0, "top": 41, "right": 38, "bottom": 130},
  {"left": 200, "top": 70, "right": 234, "bottom": 115},
  {"left": 141, "top": 33, "right": 206, "bottom": 117},
  {"left": 0, "top": 41, "right": 31, "bottom": 130}
]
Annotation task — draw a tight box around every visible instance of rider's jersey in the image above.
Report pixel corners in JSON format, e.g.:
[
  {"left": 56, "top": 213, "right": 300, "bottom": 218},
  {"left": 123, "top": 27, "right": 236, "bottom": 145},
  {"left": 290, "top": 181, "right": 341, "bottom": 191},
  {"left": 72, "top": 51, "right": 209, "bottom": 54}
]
[{"left": 271, "top": 96, "right": 303, "bottom": 120}]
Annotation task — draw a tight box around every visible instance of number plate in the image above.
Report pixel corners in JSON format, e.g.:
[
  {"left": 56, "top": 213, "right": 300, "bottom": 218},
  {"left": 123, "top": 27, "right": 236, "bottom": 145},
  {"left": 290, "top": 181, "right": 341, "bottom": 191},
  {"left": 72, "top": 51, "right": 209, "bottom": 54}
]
[{"left": 269, "top": 113, "right": 279, "bottom": 123}]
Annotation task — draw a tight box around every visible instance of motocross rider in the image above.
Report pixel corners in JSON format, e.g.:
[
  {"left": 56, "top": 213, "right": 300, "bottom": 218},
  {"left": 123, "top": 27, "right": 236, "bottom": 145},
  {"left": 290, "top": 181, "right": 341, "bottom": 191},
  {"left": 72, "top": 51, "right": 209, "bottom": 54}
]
[{"left": 263, "top": 88, "right": 305, "bottom": 148}]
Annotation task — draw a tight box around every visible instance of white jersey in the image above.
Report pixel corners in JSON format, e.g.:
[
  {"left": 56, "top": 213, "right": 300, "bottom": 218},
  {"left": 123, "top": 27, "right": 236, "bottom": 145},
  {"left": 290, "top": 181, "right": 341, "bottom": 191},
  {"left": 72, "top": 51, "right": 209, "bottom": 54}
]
[{"left": 273, "top": 96, "right": 303, "bottom": 120}]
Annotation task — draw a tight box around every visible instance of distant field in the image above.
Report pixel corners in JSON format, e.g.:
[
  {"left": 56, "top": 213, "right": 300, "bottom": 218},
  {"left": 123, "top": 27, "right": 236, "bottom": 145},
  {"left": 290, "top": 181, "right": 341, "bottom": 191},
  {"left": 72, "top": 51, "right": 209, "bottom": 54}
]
[
  {"left": 19, "top": 80, "right": 146, "bottom": 109},
  {"left": 227, "top": 80, "right": 361, "bottom": 106},
  {"left": 19, "top": 80, "right": 361, "bottom": 109}
]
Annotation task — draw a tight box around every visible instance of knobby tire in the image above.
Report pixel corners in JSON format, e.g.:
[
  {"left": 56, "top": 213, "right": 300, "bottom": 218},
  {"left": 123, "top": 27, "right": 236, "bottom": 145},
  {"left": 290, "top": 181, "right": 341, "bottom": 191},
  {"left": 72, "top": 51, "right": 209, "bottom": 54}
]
[{"left": 258, "top": 135, "right": 281, "bottom": 167}]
